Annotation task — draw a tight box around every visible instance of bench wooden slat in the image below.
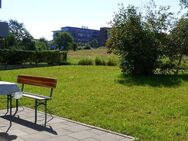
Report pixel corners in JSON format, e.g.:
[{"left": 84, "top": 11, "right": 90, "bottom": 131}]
[{"left": 17, "top": 75, "right": 57, "bottom": 88}]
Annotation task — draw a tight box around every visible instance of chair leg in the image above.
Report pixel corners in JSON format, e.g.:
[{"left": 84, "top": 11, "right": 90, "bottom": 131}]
[{"left": 35, "top": 100, "right": 38, "bottom": 124}]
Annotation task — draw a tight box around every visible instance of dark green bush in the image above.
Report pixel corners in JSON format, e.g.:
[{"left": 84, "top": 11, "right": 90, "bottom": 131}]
[
  {"left": 78, "top": 58, "right": 94, "bottom": 65},
  {"left": 106, "top": 58, "right": 117, "bottom": 66},
  {"left": 95, "top": 57, "right": 106, "bottom": 66},
  {"left": 0, "top": 49, "right": 67, "bottom": 65}
]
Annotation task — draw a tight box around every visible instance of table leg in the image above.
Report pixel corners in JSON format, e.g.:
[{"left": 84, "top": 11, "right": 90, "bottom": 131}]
[
  {"left": 6, "top": 95, "right": 9, "bottom": 114},
  {"left": 6, "top": 95, "right": 12, "bottom": 126},
  {"left": 10, "top": 95, "right": 12, "bottom": 117}
]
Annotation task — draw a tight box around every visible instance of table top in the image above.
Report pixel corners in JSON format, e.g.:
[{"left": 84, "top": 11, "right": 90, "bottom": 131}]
[{"left": 0, "top": 81, "right": 22, "bottom": 99}]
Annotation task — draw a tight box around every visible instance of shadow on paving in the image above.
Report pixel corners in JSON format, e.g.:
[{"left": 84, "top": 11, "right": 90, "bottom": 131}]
[
  {"left": 116, "top": 74, "right": 188, "bottom": 87},
  {"left": 0, "top": 132, "right": 17, "bottom": 141},
  {"left": 1, "top": 115, "right": 57, "bottom": 135}
]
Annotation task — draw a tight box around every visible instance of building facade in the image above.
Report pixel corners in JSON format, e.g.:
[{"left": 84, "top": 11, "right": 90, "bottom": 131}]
[{"left": 53, "top": 26, "right": 110, "bottom": 46}]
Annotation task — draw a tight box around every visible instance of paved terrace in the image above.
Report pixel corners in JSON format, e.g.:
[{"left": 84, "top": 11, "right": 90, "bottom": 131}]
[{"left": 0, "top": 107, "right": 134, "bottom": 141}]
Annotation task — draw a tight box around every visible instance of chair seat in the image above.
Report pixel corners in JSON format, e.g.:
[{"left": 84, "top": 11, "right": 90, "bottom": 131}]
[{"left": 22, "top": 92, "right": 51, "bottom": 100}]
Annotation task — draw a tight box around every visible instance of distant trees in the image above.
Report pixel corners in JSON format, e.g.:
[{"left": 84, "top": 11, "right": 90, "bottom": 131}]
[
  {"left": 35, "top": 38, "right": 49, "bottom": 51},
  {"left": 180, "top": 0, "right": 188, "bottom": 8},
  {"left": 169, "top": 18, "right": 188, "bottom": 74},
  {"left": 107, "top": 1, "right": 188, "bottom": 75},
  {"left": 53, "top": 32, "right": 74, "bottom": 51},
  {"left": 0, "top": 19, "right": 51, "bottom": 51},
  {"left": 89, "top": 39, "right": 99, "bottom": 48},
  {"left": 8, "top": 20, "right": 35, "bottom": 50}
]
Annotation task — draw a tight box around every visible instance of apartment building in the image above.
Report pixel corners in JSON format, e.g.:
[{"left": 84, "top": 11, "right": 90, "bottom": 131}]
[{"left": 53, "top": 26, "right": 110, "bottom": 46}]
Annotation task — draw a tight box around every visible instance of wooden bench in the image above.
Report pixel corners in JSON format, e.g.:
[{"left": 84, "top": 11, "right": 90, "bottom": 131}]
[{"left": 16, "top": 75, "right": 57, "bottom": 126}]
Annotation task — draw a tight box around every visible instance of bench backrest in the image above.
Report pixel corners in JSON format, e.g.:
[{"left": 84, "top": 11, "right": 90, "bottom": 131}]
[{"left": 17, "top": 75, "right": 57, "bottom": 89}]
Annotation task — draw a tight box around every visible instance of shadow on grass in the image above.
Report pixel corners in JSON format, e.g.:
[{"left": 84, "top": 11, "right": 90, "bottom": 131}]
[
  {"left": 0, "top": 62, "right": 70, "bottom": 71},
  {"left": 116, "top": 74, "right": 188, "bottom": 87}
]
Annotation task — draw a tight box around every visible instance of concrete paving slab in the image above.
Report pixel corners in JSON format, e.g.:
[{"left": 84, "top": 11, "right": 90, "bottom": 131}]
[{"left": 0, "top": 107, "right": 135, "bottom": 141}]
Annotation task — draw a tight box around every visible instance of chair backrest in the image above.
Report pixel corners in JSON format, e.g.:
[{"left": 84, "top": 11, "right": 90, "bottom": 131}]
[{"left": 17, "top": 75, "right": 57, "bottom": 89}]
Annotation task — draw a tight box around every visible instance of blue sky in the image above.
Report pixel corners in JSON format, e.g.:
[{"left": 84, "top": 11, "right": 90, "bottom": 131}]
[{"left": 0, "top": 0, "right": 180, "bottom": 40}]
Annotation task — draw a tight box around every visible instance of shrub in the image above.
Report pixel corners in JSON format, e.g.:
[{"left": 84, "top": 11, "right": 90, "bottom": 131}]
[
  {"left": 95, "top": 57, "right": 106, "bottom": 66},
  {"left": 0, "top": 49, "right": 67, "bottom": 65},
  {"left": 78, "top": 58, "right": 94, "bottom": 65},
  {"left": 106, "top": 58, "right": 117, "bottom": 66},
  {"left": 107, "top": 3, "right": 176, "bottom": 75}
]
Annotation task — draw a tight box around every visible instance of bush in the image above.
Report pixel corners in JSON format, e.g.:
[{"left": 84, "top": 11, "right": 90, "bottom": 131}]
[
  {"left": 106, "top": 58, "right": 117, "bottom": 66},
  {"left": 0, "top": 49, "right": 67, "bottom": 65},
  {"left": 78, "top": 58, "right": 94, "bottom": 65},
  {"left": 95, "top": 57, "right": 106, "bottom": 66},
  {"left": 106, "top": 4, "right": 176, "bottom": 75}
]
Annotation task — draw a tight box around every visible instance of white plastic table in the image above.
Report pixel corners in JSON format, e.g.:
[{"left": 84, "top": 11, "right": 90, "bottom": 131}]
[{"left": 0, "top": 81, "right": 22, "bottom": 119}]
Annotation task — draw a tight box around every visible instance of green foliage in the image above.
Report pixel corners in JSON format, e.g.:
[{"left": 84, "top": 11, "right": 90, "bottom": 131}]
[
  {"left": 106, "top": 58, "right": 117, "bottom": 66},
  {"left": 95, "top": 57, "right": 106, "bottom": 65},
  {"left": 168, "top": 18, "right": 188, "bottom": 74},
  {"left": 107, "top": 1, "right": 183, "bottom": 75},
  {"left": 180, "top": 0, "right": 188, "bottom": 8},
  {"left": 0, "top": 49, "right": 67, "bottom": 65},
  {"left": 21, "top": 38, "right": 35, "bottom": 50},
  {"left": 35, "top": 38, "right": 49, "bottom": 51},
  {"left": 39, "top": 38, "right": 49, "bottom": 48},
  {"left": 78, "top": 58, "right": 94, "bottom": 65},
  {"left": 6, "top": 33, "right": 17, "bottom": 48},
  {"left": 8, "top": 19, "right": 35, "bottom": 50},
  {"left": 35, "top": 39, "right": 48, "bottom": 51},
  {"left": 107, "top": 5, "right": 160, "bottom": 75},
  {"left": 89, "top": 39, "right": 99, "bottom": 48},
  {"left": 71, "top": 43, "right": 78, "bottom": 51},
  {"left": 53, "top": 32, "right": 74, "bottom": 50}
]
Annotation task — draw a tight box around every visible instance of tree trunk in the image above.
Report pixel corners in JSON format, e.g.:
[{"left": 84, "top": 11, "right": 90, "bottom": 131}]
[{"left": 175, "top": 53, "right": 183, "bottom": 75}]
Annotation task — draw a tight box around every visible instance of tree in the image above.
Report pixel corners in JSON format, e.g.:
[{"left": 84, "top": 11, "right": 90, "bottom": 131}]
[
  {"left": 53, "top": 32, "right": 74, "bottom": 50},
  {"left": 9, "top": 20, "right": 33, "bottom": 41},
  {"left": 71, "top": 43, "right": 78, "bottom": 51},
  {"left": 35, "top": 39, "right": 48, "bottom": 51},
  {"left": 89, "top": 39, "right": 99, "bottom": 48},
  {"left": 8, "top": 19, "right": 35, "bottom": 50},
  {"left": 169, "top": 18, "right": 188, "bottom": 74},
  {"left": 39, "top": 38, "right": 49, "bottom": 49},
  {"left": 35, "top": 38, "right": 48, "bottom": 51},
  {"left": 180, "top": 0, "right": 188, "bottom": 8},
  {"left": 21, "top": 38, "right": 35, "bottom": 50},
  {"left": 107, "top": 5, "right": 160, "bottom": 75},
  {"left": 107, "top": 1, "right": 177, "bottom": 75},
  {"left": 6, "top": 33, "right": 17, "bottom": 48}
]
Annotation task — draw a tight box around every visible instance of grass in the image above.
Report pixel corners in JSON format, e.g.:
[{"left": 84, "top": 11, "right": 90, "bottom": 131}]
[
  {"left": 68, "top": 47, "right": 118, "bottom": 64},
  {"left": 0, "top": 66, "right": 188, "bottom": 140}
]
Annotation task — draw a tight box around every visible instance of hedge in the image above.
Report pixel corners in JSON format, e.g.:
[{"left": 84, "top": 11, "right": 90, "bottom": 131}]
[{"left": 0, "top": 49, "right": 67, "bottom": 65}]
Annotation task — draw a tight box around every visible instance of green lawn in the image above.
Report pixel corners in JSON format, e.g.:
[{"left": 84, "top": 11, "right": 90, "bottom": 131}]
[
  {"left": 0, "top": 66, "right": 188, "bottom": 141},
  {"left": 68, "top": 47, "right": 118, "bottom": 64}
]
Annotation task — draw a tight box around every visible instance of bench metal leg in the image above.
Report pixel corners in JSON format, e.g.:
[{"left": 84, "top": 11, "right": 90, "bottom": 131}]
[
  {"left": 35, "top": 100, "right": 38, "bottom": 124},
  {"left": 44, "top": 100, "right": 47, "bottom": 126},
  {"left": 16, "top": 99, "right": 18, "bottom": 112},
  {"left": 16, "top": 99, "right": 18, "bottom": 110}
]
